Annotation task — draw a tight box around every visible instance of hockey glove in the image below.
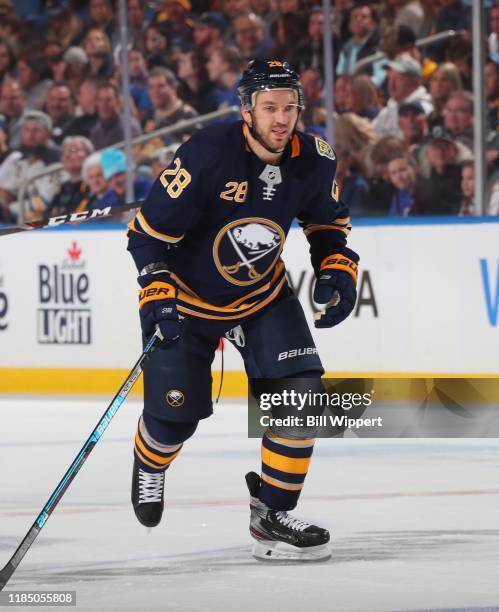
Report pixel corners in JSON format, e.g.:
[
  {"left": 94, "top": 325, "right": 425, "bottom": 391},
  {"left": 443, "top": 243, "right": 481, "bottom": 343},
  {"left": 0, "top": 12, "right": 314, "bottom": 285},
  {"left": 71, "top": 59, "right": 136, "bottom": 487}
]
[
  {"left": 313, "top": 253, "right": 358, "bottom": 328},
  {"left": 138, "top": 270, "right": 182, "bottom": 345}
]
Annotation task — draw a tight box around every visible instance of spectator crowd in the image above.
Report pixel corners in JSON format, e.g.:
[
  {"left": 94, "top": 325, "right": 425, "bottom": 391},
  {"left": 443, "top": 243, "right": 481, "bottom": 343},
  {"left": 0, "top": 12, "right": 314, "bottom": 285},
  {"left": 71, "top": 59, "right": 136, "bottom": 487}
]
[{"left": 0, "top": 0, "right": 498, "bottom": 223}]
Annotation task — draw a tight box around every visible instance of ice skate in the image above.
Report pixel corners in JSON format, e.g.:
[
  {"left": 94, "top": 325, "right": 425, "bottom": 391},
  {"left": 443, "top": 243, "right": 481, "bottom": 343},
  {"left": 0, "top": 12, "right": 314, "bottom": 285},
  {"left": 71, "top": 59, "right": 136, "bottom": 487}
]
[
  {"left": 131, "top": 458, "right": 165, "bottom": 528},
  {"left": 245, "top": 472, "right": 331, "bottom": 562}
]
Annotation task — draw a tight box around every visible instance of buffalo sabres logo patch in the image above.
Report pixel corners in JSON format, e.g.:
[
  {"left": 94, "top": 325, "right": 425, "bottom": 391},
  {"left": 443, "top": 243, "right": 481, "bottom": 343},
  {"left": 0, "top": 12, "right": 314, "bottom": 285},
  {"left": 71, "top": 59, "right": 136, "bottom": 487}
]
[
  {"left": 213, "top": 218, "right": 285, "bottom": 286},
  {"left": 315, "top": 137, "right": 335, "bottom": 160},
  {"left": 166, "top": 389, "right": 185, "bottom": 407}
]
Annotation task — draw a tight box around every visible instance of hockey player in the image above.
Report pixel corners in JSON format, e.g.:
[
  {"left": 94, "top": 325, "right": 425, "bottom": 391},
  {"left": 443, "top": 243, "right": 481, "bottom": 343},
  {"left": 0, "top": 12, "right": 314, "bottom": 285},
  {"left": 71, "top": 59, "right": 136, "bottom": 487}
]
[{"left": 127, "top": 59, "right": 359, "bottom": 561}]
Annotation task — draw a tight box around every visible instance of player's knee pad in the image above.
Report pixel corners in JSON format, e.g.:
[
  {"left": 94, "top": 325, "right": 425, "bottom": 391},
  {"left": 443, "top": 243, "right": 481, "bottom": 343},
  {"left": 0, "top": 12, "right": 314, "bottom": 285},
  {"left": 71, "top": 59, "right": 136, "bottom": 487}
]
[{"left": 143, "top": 412, "right": 199, "bottom": 445}]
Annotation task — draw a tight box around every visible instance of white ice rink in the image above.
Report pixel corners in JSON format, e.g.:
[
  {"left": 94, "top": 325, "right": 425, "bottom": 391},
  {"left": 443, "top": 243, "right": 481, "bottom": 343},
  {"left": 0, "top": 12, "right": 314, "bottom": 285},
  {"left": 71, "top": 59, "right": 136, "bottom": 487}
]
[{"left": 1, "top": 397, "right": 499, "bottom": 612}]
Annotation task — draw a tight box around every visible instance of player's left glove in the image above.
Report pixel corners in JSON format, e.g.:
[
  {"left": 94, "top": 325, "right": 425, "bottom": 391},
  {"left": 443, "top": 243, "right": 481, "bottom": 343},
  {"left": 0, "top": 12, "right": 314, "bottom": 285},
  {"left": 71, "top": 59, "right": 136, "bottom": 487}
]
[
  {"left": 138, "top": 267, "right": 182, "bottom": 345},
  {"left": 313, "top": 252, "right": 359, "bottom": 328}
]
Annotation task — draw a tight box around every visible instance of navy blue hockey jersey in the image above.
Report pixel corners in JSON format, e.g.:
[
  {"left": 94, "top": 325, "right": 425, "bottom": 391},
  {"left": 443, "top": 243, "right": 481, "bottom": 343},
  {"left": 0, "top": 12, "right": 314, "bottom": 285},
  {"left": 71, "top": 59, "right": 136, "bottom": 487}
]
[{"left": 127, "top": 121, "right": 354, "bottom": 321}]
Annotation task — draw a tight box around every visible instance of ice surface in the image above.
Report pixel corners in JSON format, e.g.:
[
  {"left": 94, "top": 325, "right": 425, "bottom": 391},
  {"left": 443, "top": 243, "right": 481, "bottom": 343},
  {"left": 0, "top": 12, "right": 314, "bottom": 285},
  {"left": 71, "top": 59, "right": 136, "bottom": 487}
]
[{"left": 1, "top": 398, "right": 499, "bottom": 612}]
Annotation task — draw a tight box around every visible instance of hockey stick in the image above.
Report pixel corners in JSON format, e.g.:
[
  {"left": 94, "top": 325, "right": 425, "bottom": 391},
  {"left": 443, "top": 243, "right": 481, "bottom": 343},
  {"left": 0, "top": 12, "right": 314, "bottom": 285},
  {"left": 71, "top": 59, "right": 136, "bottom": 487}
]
[
  {"left": 0, "top": 328, "right": 163, "bottom": 591},
  {"left": 0, "top": 201, "right": 142, "bottom": 238}
]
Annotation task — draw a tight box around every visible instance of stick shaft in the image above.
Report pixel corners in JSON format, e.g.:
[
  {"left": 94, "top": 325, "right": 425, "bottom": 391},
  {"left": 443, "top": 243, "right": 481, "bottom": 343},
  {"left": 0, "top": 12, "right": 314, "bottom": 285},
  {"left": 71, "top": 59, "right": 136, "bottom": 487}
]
[
  {"left": 0, "top": 202, "right": 141, "bottom": 237},
  {"left": 0, "top": 330, "right": 162, "bottom": 591}
]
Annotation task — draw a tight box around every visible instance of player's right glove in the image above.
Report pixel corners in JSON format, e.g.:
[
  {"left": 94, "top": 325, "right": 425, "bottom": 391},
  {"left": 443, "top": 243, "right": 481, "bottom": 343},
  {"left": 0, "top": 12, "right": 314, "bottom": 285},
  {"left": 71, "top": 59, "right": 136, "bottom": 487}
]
[
  {"left": 138, "top": 267, "right": 182, "bottom": 345},
  {"left": 313, "top": 252, "right": 358, "bottom": 328}
]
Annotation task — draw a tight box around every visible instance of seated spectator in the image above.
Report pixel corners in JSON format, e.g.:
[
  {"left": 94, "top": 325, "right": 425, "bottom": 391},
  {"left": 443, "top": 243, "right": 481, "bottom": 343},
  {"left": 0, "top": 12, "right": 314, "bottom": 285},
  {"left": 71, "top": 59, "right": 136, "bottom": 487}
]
[
  {"left": 386, "top": 152, "right": 419, "bottom": 216},
  {"left": 145, "top": 24, "right": 172, "bottom": 70},
  {"left": 122, "top": 0, "right": 148, "bottom": 49},
  {"left": 82, "top": 0, "right": 115, "bottom": 42},
  {"left": 486, "top": 131, "right": 499, "bottom": 177},
  {"left": 383, "top": 3, "right": 424, "bottom": 44},
  {"left": 62, "top": 46, "right": 90, "bottom": 93},
  {"left": 442, "top": 90, "right": 473, "bottom": 150},
  {"left": 232, "top": 13, "right": 273, "bottom": 62},
  {"left": 45, "top": 81, "right": 76, "bottom": 145},
  {"left": 458, "top": 159, "right": 475, "bottom": 216},
  {"left": 334, "top": 112, "right": 376, "bottom": 217},
  {"left": 0, "top": 37, "right": 15, "bottom": 86},
  {"left": 223, "top": 0, "right": 252, "bottom": 22},
  {"left": 413, "top": 126, "right": 462, "bottom": 215},
  {"left": 485, "top": 57, "right": 498, "bottom": 133},
  {"left": 435, "top": 0, "right": 471, "bottom": 36},
  {"left": 397, "top": 100, "right": 427, "bottom": 152},
  {"left": 418, "top": 0, "right": 439, "bottom": 39},
  {"left": 381, "top": 24, "right": 436, "bottom": 81},
  {"left": 206, "top": 46, "right": 244, "bottom": 113},
  {"left": 0, "top": 79, "right": 26, "bottom": 149},
  {"left": 0, "top": 124, "right": 9, "bottom": 166},
  {"left": 335, "top": 0, "right": 354, "bottom": 49},
  {"left": 0, "top": 111, "right": 60, "bottom": 222},
  {"left": 489, "top": 4, "right": 499, "bottom": 62},
  {"left": 65, "top": 77, "right": 99, "bottom": 139},
  {"left": 90, "top": 81, "right": 141, "bottom": 150},
  {"left": 270, "top": 12, "right": 308, "bottom": 61},
  {"left": 43, "top": 41, "right": 67, "bottom": 82},
  {"left": 372, "top": 54, "right": 433, "bottom": 138},
  {"left": 99, "top": 148, "right": 153, "bottom": 208},
  {"left": 428, "top": 62, "right": 463, "bottom": 128},
  {"left": 45, "top": 1, "right": 82, "bottom": 48},
  {"left": 83, "top": 28, "right": 115, "bottom": 80},
  {"left": 116, "top": 47, "right": 153, "bottom": 122},
  {"left": 365, "top": 135, "right": 406, "bottom": 215},
  {"left": 151, "top": 143, "right": 180, "bottom": 179},
  {"left": 487, "top": 170, "right": 499, "bottom": 216},
  {"left": 177, "top": 49, "right": 216, "bottom": 115},
  {"left": 445, "top": 35, "right": 472, "bottom": 90},
  {"left": 0, "top": 3, "right": 20, "bottom": 35},
  {"left": 143, "top": 67, "right": 197, "bottom": 143},
  {"left": 290, "top": 7, "right": 335, "bottom": 75},
  {"left": 276, "top": 0, "right": 302, "bottom": 14},
  {"left": 334, "top": 74, "right": 351, "bottom": 114},
  {"left": 300, "top": 67, "right": 324, "bottom": 126},
  {"left": 82, "top": 152, "right": 108, "bottom": 208},
  {"left": 346, "top": 74, "right": 381, "bottom": 120},
  {"left": 335, "top": 3, "right": 381, "bottom": 85},
  {"left": 108, "top": 0, "right": 147, "bottom": 49},
  {"left": 151, "top": 0, "right": 194, "bottom": 50},
  {"left": 192, "top": 12, "right": 227, "bottom": 60},
  {"left": 16, "top": 52, "right": 53, "bottom": 111},
  {"left": 250, "top": 0, "right": 278, "bottom": 36},
  {"left": 47, "top": 136, "right": 94, "bottom": 216}
]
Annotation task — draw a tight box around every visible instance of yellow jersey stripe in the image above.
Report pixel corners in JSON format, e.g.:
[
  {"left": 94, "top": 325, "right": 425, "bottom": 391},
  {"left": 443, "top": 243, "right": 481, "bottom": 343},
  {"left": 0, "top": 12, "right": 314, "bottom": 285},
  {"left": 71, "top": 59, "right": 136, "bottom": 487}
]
[
  {"left": 136, "top": 211, "right": 184, "bottom": 244},
  {"left": 177, "top": 276, "right": 285, "bottom": 320}
]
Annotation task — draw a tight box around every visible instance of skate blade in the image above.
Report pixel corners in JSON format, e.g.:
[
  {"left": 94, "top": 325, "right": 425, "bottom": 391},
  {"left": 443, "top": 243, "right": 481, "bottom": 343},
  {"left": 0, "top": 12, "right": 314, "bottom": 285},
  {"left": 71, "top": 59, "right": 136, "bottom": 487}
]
[{"left": 252, "top": 540, "right": 331, "bottom": 563}]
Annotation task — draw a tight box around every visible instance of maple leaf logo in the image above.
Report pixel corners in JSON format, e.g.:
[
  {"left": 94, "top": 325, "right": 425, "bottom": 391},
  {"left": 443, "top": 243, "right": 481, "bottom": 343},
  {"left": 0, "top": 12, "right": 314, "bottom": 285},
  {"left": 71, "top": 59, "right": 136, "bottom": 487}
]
[{"left": 67, "top": 241, "right": 82, "bottom": 261}]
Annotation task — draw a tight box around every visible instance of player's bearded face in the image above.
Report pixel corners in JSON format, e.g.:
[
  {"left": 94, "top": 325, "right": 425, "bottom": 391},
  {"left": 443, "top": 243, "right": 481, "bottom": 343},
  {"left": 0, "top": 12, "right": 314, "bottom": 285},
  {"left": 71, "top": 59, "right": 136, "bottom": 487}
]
[{"left": 249, "top": 89, "right": 300, "bottom": 153}]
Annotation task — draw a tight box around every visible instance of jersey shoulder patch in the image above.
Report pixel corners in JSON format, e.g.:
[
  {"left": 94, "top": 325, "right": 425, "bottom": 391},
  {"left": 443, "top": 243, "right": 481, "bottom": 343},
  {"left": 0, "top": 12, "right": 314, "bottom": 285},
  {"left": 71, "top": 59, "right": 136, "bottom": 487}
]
[{"left": 314, "top": 137, "right": 335, "bottom": 160}]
